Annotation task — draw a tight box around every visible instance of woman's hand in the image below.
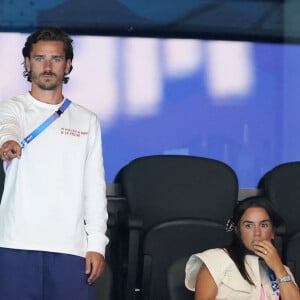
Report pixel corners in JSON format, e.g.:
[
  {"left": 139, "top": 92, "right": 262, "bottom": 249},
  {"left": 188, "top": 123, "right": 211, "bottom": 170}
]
[
  {"left": 253, "top": 240, "right": 300, "bottom": 300},
  {"left": 253, "top": 240, "right": 286, "bottom": 276}
]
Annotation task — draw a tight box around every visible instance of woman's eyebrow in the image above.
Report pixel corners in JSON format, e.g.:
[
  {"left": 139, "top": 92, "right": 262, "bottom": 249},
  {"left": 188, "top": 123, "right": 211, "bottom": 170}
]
[{"left": 242, "top": 219, "right": 271, "bottom": 223}]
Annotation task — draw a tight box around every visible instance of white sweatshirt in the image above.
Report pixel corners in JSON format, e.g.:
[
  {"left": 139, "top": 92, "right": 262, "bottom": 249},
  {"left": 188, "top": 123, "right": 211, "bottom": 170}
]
[{"left": 0, "top": 93, "right": 108, "bottom": 257}]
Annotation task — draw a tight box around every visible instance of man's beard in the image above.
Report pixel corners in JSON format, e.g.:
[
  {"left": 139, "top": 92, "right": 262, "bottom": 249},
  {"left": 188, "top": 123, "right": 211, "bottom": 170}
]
[
  {"left": 31, "top": 71, "right": 62, "bottom": 90},
  {"left": 37, "top": 81, "right": 59, "bottom": 91}
]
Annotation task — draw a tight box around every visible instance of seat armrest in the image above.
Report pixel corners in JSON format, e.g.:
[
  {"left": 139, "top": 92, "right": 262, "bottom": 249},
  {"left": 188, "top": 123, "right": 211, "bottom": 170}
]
[{"left": 128, "top": 215, "right": 143, "bottom": 229}]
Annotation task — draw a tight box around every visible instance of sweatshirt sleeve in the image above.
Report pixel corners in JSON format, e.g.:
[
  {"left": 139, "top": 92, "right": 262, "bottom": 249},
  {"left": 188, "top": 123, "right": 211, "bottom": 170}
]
[
  {"left": 0, "top": 99, "right": 23, "bottom": 147},
  {"left": 83, "top": 113, "right": 109, "bottom": 256}
]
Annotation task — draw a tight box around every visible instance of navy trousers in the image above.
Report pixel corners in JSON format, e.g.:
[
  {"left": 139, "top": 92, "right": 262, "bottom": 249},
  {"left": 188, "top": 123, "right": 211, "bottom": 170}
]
[{"left": 0, "top": 248, "right": 95, "bottom": 300}]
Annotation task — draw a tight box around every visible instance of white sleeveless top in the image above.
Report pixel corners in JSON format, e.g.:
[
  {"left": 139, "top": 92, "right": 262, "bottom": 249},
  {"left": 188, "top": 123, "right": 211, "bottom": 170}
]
[{"left": 185, "top": 248, "right": 294, "bottom": 300}]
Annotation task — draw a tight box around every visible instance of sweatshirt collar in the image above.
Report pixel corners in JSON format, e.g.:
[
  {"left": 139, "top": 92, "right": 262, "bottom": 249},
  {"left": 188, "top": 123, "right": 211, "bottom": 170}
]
[{"left": 26, "top": 92, "right": 65, "bottom": 110}]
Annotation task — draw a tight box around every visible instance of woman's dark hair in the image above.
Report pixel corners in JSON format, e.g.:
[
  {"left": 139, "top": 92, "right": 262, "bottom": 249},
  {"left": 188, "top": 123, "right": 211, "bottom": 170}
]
[
  {"left": 22, "top": 27, "right": 73, "bottom": 83},
  {"left": 224, "top": 195, "right": 284, "bottom": 285}
]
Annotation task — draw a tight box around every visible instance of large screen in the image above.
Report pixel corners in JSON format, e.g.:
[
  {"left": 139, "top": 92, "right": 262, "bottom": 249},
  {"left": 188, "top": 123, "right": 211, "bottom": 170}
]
[{"left": 0, "top": 32, "right": 299, "bottom": 187}]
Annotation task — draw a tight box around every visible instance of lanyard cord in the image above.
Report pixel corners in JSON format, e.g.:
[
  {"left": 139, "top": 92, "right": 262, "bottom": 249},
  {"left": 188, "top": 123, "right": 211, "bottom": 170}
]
[
  {"left": 21, "top": 99, "right": 71, "bottom": 149},
  {"left": 268, "top": 268, "right": 280, "bottom": 297}
]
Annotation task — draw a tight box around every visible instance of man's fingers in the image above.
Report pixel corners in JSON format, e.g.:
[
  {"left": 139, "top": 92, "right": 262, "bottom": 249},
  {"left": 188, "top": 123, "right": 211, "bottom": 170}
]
[
  {"left": 0, "top": 150, "right": 10, "bottom": 161},
  {"left": 85, "top": 256, "right": 91, "bottom": 275},
  {"left": 87, "top": 260, "right": 105, "bottom": 284},
  {"left": 85, "top": 252, "right": 105, "bottom": 284},
  {"left": 87, "top": 260, "right": 100, "bottom": 284},
  {"left": 0, "top": 141, "right": 22, "bottom": 161}
]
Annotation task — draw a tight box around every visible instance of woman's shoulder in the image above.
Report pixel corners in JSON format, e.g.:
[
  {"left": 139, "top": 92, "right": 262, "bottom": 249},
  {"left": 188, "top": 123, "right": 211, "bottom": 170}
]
[
  {"left": 193, "top": 248, "right": 233, "bottom": 268},
  {"left": 201, "top": 247, "right": 228, "bottom": 256},
  {"left": 185, "top": 248, "right": 232, "bottom": 291}
]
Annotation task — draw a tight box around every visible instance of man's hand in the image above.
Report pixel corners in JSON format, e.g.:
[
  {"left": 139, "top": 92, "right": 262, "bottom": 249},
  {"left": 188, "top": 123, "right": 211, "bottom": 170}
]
[
  {"left": 0, "top": 141, "right": 22, "bottom": 161},
  {"left": 85, "top": 251, "right": 105, "bottom": 284}
]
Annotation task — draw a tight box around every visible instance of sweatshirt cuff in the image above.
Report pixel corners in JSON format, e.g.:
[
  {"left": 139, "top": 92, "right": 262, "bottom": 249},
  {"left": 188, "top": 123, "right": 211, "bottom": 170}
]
[
  {"left": 0, "top": 136, "right": 21, "bottom": 148},
  {"left": 87, "top": 234, "right": 109, "bottom": 257}
]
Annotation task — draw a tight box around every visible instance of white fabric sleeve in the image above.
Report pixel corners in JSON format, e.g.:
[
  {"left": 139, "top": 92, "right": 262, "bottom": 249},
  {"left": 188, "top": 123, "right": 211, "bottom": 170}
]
[
  {"left": 185, "top": 248, "right": 231, "bottom": 291},
  {"left": 83, "top": 114, "right": 109, "bottom": 256},
  {"left": 0, "top": 99, "right": 23, "bottom": 147}
]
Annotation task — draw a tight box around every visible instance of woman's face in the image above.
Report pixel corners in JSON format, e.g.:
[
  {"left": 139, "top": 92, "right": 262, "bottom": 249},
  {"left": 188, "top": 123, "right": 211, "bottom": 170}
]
[{"left": 238, "top": 207, "right": 275, "bottom": 252}]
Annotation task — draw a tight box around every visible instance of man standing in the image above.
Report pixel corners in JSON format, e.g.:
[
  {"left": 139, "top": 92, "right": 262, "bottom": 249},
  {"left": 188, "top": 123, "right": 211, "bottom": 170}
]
[{"left": 0, "top": 27, "right": 108, "bottom": 299}]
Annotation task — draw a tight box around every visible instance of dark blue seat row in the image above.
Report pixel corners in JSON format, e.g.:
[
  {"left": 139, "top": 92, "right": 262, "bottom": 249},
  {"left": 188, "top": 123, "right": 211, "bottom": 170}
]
[{"left": 113, "top": 155, "right": 238, "bottom": 300}]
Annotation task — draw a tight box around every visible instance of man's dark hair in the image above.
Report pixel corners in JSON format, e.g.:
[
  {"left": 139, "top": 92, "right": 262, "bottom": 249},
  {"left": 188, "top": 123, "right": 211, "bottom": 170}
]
[{"left": 22, "top": 27, "right": 73, "bottom": 84}]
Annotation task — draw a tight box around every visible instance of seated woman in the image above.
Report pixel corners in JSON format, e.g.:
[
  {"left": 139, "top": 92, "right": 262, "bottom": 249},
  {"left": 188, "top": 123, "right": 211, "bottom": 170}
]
[{"left": 185, "top": 195, "right": 300, "bottom": 300}]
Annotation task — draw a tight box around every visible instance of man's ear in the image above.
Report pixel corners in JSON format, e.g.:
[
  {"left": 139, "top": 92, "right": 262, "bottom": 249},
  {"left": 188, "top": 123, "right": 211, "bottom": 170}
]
[
  {"left": 25, "top": 57, "right": 30, "bottom": 72},
  {"left": 65, "top": 59, "right": 72, "bottom": 74}
]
